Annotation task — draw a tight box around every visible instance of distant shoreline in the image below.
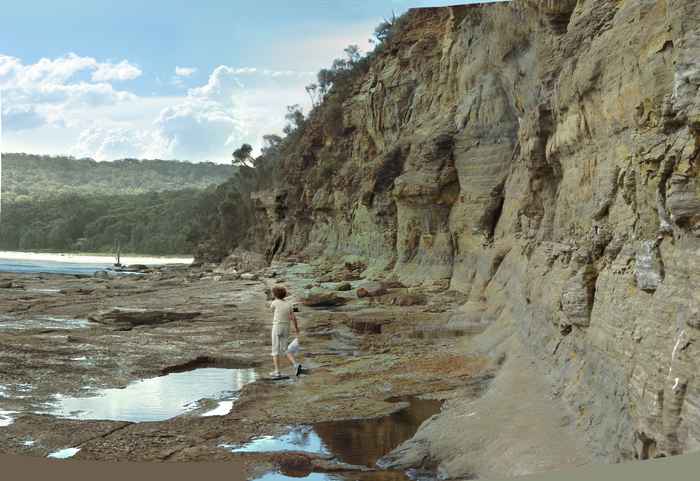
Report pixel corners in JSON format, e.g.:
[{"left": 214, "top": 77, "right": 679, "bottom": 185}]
[{"left": 0, "top": 251, "right": 193, "bottom": 266}]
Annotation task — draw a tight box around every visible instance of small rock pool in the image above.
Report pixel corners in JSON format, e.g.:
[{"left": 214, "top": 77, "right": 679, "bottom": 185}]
[
  {"left": 223, "top": 396, "right": 443, "bottom": 481},
  {"left": 0, "top": 316, "right": 93, "bottom": 331},
  {"left": 45, "top": 367, "right": 258, "bottom": 422}
]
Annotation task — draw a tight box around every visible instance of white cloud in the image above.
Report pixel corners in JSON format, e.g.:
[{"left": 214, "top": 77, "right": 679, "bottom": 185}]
[
  {"left": 175, "top": 66, "right": 197, "bottom": 77},
  {"left": 188, "top": 65, "right": 245, "bottom": 101},
  {"left": 0, "top": 53, "right": 139, "bottom": 131},
  {"left": 73, "top": 126, "right": 169, "bottom": 161},
  {"left": 226, "top": 67, "right": 315, "bottom": 78},
  {"left": 92, "top": 60, "right": 142, "bottom": 82},
  {"left": 15, "top": 53, "right": 96, "bottom": 84},
  {"left": 1, "top": 105, "right": 46, "bottom": 132},
  {"left": 2, "top": 52, "right": 314, "bottom": 162}
]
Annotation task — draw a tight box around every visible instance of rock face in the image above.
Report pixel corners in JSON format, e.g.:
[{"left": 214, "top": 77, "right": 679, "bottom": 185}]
[
  {"left": 208, "top": 0, "right": 700, "bottom": 467},
  {"left": 215, "top": 248, "right": 268, "bottom": 274}
]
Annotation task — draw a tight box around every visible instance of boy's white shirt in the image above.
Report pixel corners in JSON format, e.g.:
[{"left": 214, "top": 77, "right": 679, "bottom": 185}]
[{"left": 269, "top": 299, "right": 294, "bottom": 326}]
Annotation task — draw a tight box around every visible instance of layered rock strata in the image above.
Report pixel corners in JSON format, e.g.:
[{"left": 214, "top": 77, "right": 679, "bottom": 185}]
[{"left": 212, "top": 0, "right": 700, "bottom": 465}]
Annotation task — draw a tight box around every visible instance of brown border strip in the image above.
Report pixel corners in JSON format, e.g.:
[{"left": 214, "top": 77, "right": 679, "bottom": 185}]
[
  {"left": 2, "top": 452, "right": 700, "bottom": 481},
  {"left": 0, "top": 455, "right": 247, "bottom": 481},
  {"left": 483, "top": 452, "right": 700, "bottom": 481}
]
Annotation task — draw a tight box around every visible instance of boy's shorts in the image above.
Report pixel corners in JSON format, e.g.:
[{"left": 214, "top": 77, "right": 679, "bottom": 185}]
[{"left": 271, "top": 324, "right": 289, "bottom": 356}]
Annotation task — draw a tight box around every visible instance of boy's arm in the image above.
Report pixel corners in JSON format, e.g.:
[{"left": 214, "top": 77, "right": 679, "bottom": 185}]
[{"left": 290, "top": 308, "right": 300, "bottom": 335}]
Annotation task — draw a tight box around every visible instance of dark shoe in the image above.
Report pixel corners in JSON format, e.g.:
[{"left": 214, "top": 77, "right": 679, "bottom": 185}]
[{"left": 295, "top": 364, "right": 303, "bottom": 376}]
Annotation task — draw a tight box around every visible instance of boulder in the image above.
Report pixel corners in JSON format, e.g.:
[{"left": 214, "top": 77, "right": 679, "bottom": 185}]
[
  {"left": 240, "top": 273, "right": 259, "bottom": 281},
  {"left": 391, "top": 293, "right": 427, "bottom": 306},
  {"left": 336, "top": 282, "right": 352, "bottom": 291},
  {"left": 356, "top": 281, "right": 388, "bottom": 298},
  {"left": 302, "top": 290, "right": 348, "bottom": 308},
  {"left": 88, "top": 308, "right": 201, "bottom": 328},
  {"left": 216, "top": 248, "right": 267, "bottom": 274}
]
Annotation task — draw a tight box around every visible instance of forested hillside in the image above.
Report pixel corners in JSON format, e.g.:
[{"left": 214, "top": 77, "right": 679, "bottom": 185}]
[
  {"left": 0, "top": 154, "right": 232, "bottom": 254},
  {"left": 1, "top": 153, "right": 233, "bottom": 203}
]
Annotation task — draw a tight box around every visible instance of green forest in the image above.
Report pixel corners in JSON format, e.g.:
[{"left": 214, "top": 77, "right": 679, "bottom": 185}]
[
  {"left": 2, "top": 153, "right": 233, "bottom": 203},
  {"left": 0, "top": 154, "right": 234, "bottom": 255}
]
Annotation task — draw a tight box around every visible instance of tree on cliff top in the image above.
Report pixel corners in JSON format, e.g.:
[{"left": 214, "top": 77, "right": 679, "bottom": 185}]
[
  {"left": 261, "top": 134, "right": 283, "bottom": 156},
  {"left": 283, "top": 104, "right": 306, "bottom": 135},
  {"left": 232, "top": 143, "right": 255, "bottom": 168},
  {"left": 372, "top": 15, "right": 396, "bottom": 45}
]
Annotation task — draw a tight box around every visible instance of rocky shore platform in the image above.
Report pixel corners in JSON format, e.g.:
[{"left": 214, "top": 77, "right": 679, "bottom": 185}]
[{"left": 0, "top": 259, "right": 593, "bottom": 479}]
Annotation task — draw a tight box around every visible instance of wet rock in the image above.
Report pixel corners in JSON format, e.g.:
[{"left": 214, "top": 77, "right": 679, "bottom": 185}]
[
  {"left": 93, "top": 271, "right": 116, "bottom": 279},
  {"left": 336, "top": 282, "right": 352, "bottom": 291},
  {"left": 276, "top": 454, "right": 313, "bottom": 477},
  {"left": 634, "top": 241, "right": 664, "bottom": 292},
  {"left": 311, "top": 458, "right": 372, "bottom": 472},
  {"left": 125, "top": 264, "right": 149, "bottom": 272},
  {"left": 88, "top": 308, "right": 201, "bottom": 328}
]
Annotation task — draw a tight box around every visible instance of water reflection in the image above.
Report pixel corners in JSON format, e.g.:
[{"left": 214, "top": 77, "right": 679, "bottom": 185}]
[
  {"left": 313, "top": 398, "right": 442, "bottom": 467},
  {"left": 47, "top": 447, "right": 80, "bottom": 459},
  {"left": 252, "top": 470, "right": 411, "bottom": 481},
  {"left": 223, "top": 397, "right": 442, "bottom": 468},
  {"left": 0, "top": 410, "right": 17, "bottom": 427},
  {"left": 253, "top": 473, "right": 342, "bottom": 481},
  {"left": 0, "top": 317, "right": 93, "bottom": 330},
  {"left": 222, "top": 426, "right": 330, "bottom": 455},
  {"left": 46, "top": 368, "right": 257, "bottom": 422}
]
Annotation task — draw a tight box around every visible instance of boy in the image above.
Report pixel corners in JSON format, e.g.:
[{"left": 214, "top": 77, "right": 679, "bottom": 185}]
[{"left": 269, "top": 286, "right": 302, "bottom": 378}]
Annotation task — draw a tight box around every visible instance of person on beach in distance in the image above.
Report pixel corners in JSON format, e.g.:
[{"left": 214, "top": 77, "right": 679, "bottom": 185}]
[{"left": 269, "top": 286, "right": 302, "bottom": 378}]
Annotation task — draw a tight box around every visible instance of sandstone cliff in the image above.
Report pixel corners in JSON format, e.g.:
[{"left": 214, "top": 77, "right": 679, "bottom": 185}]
[{"left": 209, "top": 0, "right": 700, "bottom": 471}]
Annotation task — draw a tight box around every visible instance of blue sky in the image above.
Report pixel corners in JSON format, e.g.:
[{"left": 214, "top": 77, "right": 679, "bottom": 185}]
[{"left": 1, "top": 1, "right": 504, "bottom": 163}]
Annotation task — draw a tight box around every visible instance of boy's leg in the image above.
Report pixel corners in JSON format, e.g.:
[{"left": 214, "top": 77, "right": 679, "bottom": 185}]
[
  {"left": 287, "top": 352, "right": 303, "bottom": 376},
  {"left": 271, "top": 326, "right": 282, "bottom": 376}
]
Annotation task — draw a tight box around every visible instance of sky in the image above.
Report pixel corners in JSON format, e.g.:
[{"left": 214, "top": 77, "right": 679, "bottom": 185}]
[{"left": 0, "top": 1, "right": 504, "bottom": 163}]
